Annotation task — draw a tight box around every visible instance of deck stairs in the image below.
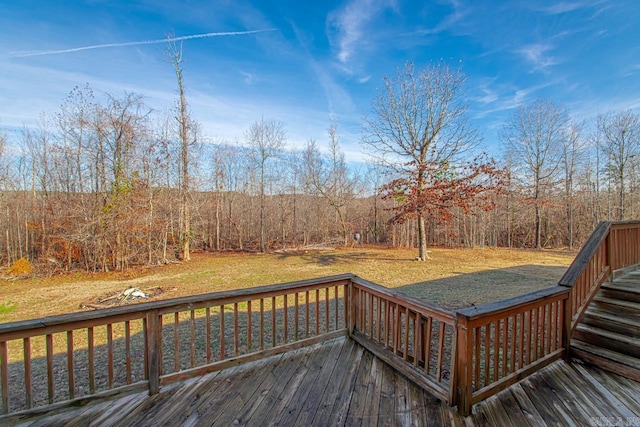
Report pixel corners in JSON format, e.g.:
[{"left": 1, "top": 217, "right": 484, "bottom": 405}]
[{"left": 571, "top": 269, "right": 640, "bottom": 381}]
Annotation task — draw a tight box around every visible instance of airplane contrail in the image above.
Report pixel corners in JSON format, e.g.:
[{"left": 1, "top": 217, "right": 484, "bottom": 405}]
[{"left": 9, "top": 29, "right": 276, "bottom": 58}]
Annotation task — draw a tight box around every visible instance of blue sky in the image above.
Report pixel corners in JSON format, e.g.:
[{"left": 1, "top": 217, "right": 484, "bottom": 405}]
[{"left": 1, "top": 0, "right": 639, "bottom": 161}]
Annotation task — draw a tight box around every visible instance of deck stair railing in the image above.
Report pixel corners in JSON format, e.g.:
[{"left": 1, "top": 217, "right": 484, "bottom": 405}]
[
  {"left": 452, "top": 220, "right": 640, "bottom": 415},
  {"left": 1, "top": 220, "right": 640, "bottom": 419}
]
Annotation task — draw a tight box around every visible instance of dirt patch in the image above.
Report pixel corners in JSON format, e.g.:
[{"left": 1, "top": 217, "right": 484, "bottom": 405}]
[{"left": 80, "top": 286, "right": 177, "bottom": 310}]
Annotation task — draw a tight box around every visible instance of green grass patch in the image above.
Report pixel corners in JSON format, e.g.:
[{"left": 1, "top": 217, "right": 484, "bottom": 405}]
[{"left": 0, "top": 301, "right": 16, "bottom": 316}]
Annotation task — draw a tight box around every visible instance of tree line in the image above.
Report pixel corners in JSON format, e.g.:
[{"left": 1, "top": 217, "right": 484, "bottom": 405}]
[{"left": 0, "top": 62, "right": 639, "bottom": 271}]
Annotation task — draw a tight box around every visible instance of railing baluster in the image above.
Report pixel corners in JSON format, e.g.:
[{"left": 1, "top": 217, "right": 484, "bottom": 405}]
[
  {"left": 305, "top": 291, "right": 310, "bottom": 338},
  {"left": 46, "top": 334, "right": 54, "bottom": 404},
  {"left": 294, "top": 293, "right": 299, "bottom": 341},
  {"left": 125, "top": 321, "right": 132, "bottom": 384},
  {"left": 414, "top": 314, "right": 421, "bottom": 367},
  {"left": 248, "top": 300, "right": 253, "bottom": 352},
  {"left": 283, "top": 295, "right": 288, "bottom": 343},
  {"left": 376, "top": 297, "right": 382, "bottom": 342},
  {"left": 544, "top": 305, "right": 550, "bottom": 356},
  {"left": 533, "top": 308, "right": 540, "bottom": 361},
  {"left": 157, "top": 316, "right": 163, "bottom": 376},
  {"left": 315, "top": 289, "right": 320, "bottom": 335},
  {"left": 271, "top": 297, "right": 276, "bottom": 347},
  {"left": 173, "top": 312, "right": 179, "bottom": 371},
  {"left": 525, "top": 311, "right": 532, "bottom": 365},
  {"left": 501, "top": 319, "right": 508, "bottom": 378},
  {"left": 492, "top": 322, "right": 499, "bottom": 382},
  {"left": 509, "top": 316, "right": 516, "bottom": 374},
  {"left": 206, "top": 307, "right": 211, "bottom": 363},
  {"left": 220, "top": 305, "right": 225, "bottom": 360},
  {"left": 325, "top": 287, "right": 330, "bottom": 332},
  {"left": 234, "top": 303, "right": 239, "bottom": 355},
  {"left": 437, "top": 322, "right": 446, "bottom": 382},
  {"left": 334, "top": 286, "right": 339, "bottom": 329},
  {"left": 425, "top": 317, "right": 433, "bottom": 374},
  {"left": 473, "top": 327, "right": 480, "bottom": 386},
  {"left": 107, "top": 324, "right": 114, "bottom": 389},
  {"left": 359, "top": 289, "right": 364, "bottom": 331},
  {"left": 88, "top": 327, "right": 95, "bottom": 391},
  {"left": 483, "top": 325, "right": 490, "bottom": 387},
  {"left": 67, "top": 330, "right": 74, "bottom": 399},
  {"left": 260, "top": 298, "right": 265, "bottom": 350},
  {"left": 23, "top": 338, "right": 31, "bottom": 409},
  {"left": 1, "top": 341, "right": 8, "bottom": 414},
  {"left": 403, "top": 307, "right": 410, "bottom": 360},
  {"left": 516, "top": 312, "right": 523, "bottom": 370},
  {"left": 190, "top": 310, "right": 196, "bottom": 367},
  {"left": 384, "top": 300, "right": 390, "bottom": 347},
  {"left": 369, "top": 293, "right": 374, "bottom": 337}
]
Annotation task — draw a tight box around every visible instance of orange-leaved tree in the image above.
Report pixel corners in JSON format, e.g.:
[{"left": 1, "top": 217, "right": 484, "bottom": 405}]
[{"left": 381, "top": 156, "right": 507, "bottom": 256}]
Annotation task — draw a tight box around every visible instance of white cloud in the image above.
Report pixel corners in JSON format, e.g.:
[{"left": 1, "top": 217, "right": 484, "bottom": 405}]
[
  {"left": 239, "top": 71, "right": 258, "bottom": 85},
  {"left": 540, "top": 2, "right": 588, "bottom": 14},
  {"left": 326, "top": 0, "right": 391, "bottom": 65},
  {"left": 517, "top": 43, "right": 558, "bottom": 71}
]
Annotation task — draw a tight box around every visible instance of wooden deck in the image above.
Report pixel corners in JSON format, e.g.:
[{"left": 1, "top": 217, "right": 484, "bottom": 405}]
[{"left": 7, "top": 336, "right": 640, "bottom": 427}]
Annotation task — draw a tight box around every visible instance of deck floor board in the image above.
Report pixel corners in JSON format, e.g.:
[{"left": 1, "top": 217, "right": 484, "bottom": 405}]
[{"left": 8, "top": 336, "right": 640, "bottom": 426}]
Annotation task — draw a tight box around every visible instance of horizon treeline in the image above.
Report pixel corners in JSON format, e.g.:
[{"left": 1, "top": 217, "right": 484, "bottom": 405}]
[{"left": 1, "top": 84, "right": 639, "bottom": 272}]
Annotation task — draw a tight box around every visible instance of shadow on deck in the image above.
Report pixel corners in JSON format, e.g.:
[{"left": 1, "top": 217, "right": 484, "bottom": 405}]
[{"left": 12, "top": 336, "right": 640, "bottom": 426}]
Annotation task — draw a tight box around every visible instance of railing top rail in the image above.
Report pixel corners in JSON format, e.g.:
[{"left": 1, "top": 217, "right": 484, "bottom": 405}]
[
  {"left": 0, "top": 273, "right": 355, "bottom": 336},
  {"left": 557, "top": 221, "right": 611, "bottom": 287},
  {"left": 609, "top": 219, "right": 640, "bottom": 229},
  {"left": 457, "top": 285, "right": 568, "bottom": 322},
  {"left": 351, "top": 276, "right": 456, "bottom": 322}
]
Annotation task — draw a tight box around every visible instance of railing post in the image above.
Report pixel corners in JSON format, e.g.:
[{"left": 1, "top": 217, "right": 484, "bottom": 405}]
[
  {"left": 147, "top": 309, "right": 160, "bottom": 395},
  {"left": 454, "top": 313, "right": 473, "bottom": 416}
]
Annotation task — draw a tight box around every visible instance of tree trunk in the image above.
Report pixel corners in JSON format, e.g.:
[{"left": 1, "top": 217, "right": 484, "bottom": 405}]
[{"left": 418, "top": 214, "right": 427, "bottom": 261}]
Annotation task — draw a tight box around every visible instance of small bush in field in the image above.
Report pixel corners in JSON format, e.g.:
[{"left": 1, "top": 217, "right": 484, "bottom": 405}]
[{"left": 9, "top": 258, "right": 32, "bottom": 275}]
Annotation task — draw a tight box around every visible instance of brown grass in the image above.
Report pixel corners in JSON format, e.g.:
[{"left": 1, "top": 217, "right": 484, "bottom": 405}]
[{"left": 0, "top": 246, "right": 575, "bottom": 323}]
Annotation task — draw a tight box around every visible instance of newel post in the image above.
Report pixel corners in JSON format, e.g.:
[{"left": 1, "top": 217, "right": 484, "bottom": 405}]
[
  {"left": 147, "top": 309, "right": 160, "bottom": 395},
  {"left": 454, "top": 312, "right": 473, "bottom": 417}
]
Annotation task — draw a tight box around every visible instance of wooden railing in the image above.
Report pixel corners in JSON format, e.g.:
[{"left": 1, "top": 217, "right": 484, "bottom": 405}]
[
  {"left": 3, "top": 220, "right": 640, "bottom": 419},
  {"left": 607, "top": 221, "right": 640, "bottom": 274},
  {"left": 557, "top": 221, "right": 611, "bottom": 331},
  {"left": 557, "top": 220, "right": 640, "bottom": 333},
  {"left": 454, "top": 219, "right": 640, "bottom": 415},
  {"left": 349, "top": 277, "right": 457, "bottom": 404},
  {"left": 0, "top": 275, "right": 350, "bottom": 417},
  {"left": 454, "top": 286, "right": 569, "bottom": 415}
]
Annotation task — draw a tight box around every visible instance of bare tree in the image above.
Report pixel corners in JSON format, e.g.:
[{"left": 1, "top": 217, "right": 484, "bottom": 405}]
[
  {"left": 501, "top": 98, "right": 568, "bottom": 249},
  {"left": 597, "top": 110, "right": 640, "bottom": 220},
  {"left": 362, "top": 62, "right": 480, "bottom": 261},
  {"left": 304, "top": 119, "right": 357, "bottom": 247},
  {"left": 246, "top": 118, "right": 286, "bottom": 252},
  {"left": 166, "top": 35, "right": 198, "bottom": 261},
  {"left": 561, "top": 121, "right": 585, "bottom": 249}
]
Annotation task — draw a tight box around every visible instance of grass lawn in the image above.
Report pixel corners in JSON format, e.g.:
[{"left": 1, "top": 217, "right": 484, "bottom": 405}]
[{"left": 0, "top": 246, "right": 575, "bottom": 323}]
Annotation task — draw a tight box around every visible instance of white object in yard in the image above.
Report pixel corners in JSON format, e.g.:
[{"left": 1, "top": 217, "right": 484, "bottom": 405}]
[{"left": 123, "top": 288, "right": 148, "bottom": 299}]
